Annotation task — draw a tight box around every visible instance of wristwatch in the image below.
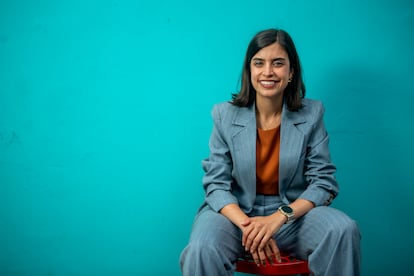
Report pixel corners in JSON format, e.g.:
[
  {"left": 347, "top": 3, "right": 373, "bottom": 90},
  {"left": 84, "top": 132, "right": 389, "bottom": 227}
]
[{"left": 278, "top": 205, "right": 295, "bottom": 223}]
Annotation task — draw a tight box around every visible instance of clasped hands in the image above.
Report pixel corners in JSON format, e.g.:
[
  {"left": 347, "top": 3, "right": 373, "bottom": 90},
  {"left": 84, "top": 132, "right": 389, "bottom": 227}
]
[{"left": 241, "top": 215, "right": 283, "bottom": 266}]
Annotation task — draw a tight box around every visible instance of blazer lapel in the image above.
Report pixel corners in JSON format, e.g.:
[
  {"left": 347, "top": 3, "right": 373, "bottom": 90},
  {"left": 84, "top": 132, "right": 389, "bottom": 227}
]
[
  {"left": 231, "top": 105, "right": 257, "bottom": 195},
  {"left": 279, "top": 105, "right": 306, "bottom": 195}
]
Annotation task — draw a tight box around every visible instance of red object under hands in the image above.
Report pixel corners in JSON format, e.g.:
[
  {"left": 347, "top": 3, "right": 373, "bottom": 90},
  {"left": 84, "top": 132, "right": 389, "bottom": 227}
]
[{"left": 235, "top": 254, "right": 311, "bottom": 275}]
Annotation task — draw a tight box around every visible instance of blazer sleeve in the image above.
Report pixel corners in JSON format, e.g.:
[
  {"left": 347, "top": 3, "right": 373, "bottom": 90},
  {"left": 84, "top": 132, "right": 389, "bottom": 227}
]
[
  {"left": 298, "top": 102, "right": 339, "bottom": 206},
  {"left": 201, "top": 104, "right": 238, "bottom": 212}
]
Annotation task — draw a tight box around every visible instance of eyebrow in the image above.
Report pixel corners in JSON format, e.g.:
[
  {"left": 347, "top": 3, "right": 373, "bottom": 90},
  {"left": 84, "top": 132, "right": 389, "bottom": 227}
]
[{"left": 252, "top": 57, "right": 287, "bottom": 61}]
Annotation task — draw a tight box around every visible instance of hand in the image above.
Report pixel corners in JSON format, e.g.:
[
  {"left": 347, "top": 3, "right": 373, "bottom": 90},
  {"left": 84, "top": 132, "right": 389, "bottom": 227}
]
[
  {"left": 241, "top": 215, "right": 284, "bottom": 255},
  {"left": 250, "top": 238, "right": 281, "bottom": 266}
]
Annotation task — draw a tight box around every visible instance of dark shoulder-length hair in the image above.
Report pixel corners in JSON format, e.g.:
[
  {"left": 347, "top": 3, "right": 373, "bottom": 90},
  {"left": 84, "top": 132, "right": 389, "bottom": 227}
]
[{"left": 231, "top": 29, "right": 306, "bottom": 111}]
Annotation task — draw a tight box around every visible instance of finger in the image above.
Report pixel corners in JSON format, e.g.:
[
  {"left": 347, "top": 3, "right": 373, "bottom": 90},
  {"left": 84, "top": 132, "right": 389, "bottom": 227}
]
[
  {"left": 257, "top": 248, "right": 267, "bottom": 266},
  {"left": 250, "top": 229, "right": 266, "bottom": 253},
  {"left": 242, "top": 225, "right": 253, "bottom": 247},
  {"left": 251, "top": 251, "right": 260, "bottom": 267},
  {"left": 245, "top": 227, "right": 260, "bottom": 251},
  {"left": 264, "top": 243, "right": 275, "bottom": 265},
  {"left": 257, "top": 232, "right": 273, "bottom": 252},
  {"left": 268, "top": 239, "right": 281, "bottom": 263}
]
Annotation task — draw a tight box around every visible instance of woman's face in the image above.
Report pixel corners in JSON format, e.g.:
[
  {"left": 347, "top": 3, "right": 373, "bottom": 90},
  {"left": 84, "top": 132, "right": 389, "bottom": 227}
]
[{"left": 250, "top": 42, "right": 293, "bottom": 101}]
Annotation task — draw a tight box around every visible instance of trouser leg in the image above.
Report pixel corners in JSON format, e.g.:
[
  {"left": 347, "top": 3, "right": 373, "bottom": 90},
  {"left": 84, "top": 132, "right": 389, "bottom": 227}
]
[
  {"left": 277, "top": 206, "right": 361, "bottom": 276},
  {"left": 179, "top": 207, "right": 243, "bottom": 276}
]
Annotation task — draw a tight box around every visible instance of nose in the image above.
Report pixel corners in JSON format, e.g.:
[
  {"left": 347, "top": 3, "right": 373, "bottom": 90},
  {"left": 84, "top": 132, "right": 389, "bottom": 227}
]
[{"left": 263, "top": 63, "right": 274, "bottom": 77}]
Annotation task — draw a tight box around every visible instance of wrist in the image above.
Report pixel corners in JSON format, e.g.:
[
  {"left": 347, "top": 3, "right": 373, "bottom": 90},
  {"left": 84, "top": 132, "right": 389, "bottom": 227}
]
[{"left": 271, "top": 211, "right": 288, "bottom": 225}]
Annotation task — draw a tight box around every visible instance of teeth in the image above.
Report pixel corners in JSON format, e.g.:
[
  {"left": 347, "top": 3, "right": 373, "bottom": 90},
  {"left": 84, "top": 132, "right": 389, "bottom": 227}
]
[{"left": 261, "top": 81, "right": 275, "bottom": 85}]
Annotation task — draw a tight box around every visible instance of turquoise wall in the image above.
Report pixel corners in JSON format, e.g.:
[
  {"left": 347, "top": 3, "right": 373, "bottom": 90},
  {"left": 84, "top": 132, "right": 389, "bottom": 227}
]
[{"left": 1, "top": 0, "right": 413, "bottom": 275}]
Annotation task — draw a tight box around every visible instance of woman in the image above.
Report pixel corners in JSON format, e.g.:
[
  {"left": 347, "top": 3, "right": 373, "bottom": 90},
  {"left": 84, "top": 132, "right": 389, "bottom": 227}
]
[{"left": 180, "top": 28, "right": 361, "bottom": 276}]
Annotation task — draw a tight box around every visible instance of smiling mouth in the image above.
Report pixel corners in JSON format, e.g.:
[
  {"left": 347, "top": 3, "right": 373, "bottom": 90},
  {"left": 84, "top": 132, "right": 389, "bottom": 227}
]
[{"left": 260, "top": 80, "right": 278, "bottom": 88}]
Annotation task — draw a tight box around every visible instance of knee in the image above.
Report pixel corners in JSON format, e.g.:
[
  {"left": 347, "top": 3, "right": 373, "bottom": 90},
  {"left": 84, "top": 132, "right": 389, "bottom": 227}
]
[
  {"left": 180, "top": 210, "right": 241, "bottom": 269},
  {"left": 187, "top": 239, "right": 219, "bottom": 257},
  {"left": 180, "top": 228, "right": 240, "bottom": 264},
  {"left": 309, "top": 207, "right": 360, "bottom": 240},
  {"left": 325, "top": 211, "right": 361, "bottom": 241},
  {"left": 180, "top": 239, "right": 225, "bottom": 270},
  {"left": 345, "top": 218, "right": 360, "bottom": 238}
]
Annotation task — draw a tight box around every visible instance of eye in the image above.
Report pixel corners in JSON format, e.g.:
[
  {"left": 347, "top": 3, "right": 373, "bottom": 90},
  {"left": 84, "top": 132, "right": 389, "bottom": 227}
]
[
  {"left": 252, "top": 60, "right": 264, "bottom": 67},
  {"left": 272, "top": 60, "right": 284, "bottom": 67}
]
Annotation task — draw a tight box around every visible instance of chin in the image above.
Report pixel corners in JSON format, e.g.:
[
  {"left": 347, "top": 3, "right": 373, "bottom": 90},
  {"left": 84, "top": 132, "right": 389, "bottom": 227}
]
[{"left": 258, "top": 91, "right": 283, "bottom": 98}]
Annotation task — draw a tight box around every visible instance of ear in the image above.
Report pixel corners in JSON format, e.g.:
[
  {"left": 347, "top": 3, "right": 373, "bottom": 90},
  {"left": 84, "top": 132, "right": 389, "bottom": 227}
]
[
  {"left": 288, "top": 70, "right": 294, "bottom": 82},
  {"left": 289, "top": 68, "right": 294, "bottom": 80}
]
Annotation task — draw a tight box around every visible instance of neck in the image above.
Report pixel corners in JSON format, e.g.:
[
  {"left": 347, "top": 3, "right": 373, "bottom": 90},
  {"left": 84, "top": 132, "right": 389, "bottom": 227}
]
[
  {"left": 255, "top": 96, "right": 283, "bottom": 118},
  {"left": 255, "top": 96, "right": 283, "bottom": 130}
]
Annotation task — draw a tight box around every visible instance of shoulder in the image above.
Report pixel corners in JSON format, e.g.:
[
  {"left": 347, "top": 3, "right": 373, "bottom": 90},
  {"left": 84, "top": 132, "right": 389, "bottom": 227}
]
[
  {"left": 212, "top": 101, "right": 240, "bottom": 114},
  {"left": 284, "top": 98, "right": 325, "bottom": 125},
  {"left": 211, "top": 101, "right": 249, "bottom": 122},
  {"left": 300, "top": 98, "right": 324, "bottom": 118}
]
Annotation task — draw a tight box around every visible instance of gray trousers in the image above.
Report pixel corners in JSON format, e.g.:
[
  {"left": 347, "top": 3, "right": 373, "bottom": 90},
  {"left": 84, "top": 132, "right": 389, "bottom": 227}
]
[{"left": 180, "top": 195, "right": 361, "bottom": 276}]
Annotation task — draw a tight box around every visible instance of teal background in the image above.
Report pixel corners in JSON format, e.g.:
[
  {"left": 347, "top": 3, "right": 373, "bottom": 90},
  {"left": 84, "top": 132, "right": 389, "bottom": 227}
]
[{"left": 1, "top": 0, "right": 413, "bottom": 275}]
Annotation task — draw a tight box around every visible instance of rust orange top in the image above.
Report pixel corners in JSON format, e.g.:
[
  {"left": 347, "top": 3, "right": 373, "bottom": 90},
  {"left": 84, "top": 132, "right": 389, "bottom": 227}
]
[{"left": 256, "top": 126, "right": 280, "bottom": 195}]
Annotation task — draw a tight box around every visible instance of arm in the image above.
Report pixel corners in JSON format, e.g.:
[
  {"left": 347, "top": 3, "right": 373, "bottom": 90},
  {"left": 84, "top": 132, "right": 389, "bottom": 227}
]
[
  {"left": 202, "top": 104, "right": 239, "bottom": 211},
  {"left": 299, "top": 102, "right": 339, "bottom": 206},
  {"left": 220, "top": 203, "right": 250, "bottom": 229}
]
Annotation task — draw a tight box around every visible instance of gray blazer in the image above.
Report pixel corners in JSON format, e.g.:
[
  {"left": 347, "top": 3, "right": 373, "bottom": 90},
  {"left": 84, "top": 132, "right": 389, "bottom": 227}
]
[{"left": 201, "top": 98, "right": 339, "bottom": 214}]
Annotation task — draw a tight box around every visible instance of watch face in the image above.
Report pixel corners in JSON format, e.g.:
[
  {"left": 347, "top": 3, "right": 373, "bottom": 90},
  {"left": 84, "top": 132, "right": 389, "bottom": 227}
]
[{"left": 281, "top": 205, "right": 293, "bottom": 213}]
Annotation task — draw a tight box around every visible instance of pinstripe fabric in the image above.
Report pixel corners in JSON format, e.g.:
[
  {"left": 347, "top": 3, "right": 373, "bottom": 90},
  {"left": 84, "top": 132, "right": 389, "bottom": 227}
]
[{"left": 180, "top": 196, "right": 361, "bottom": 276}]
